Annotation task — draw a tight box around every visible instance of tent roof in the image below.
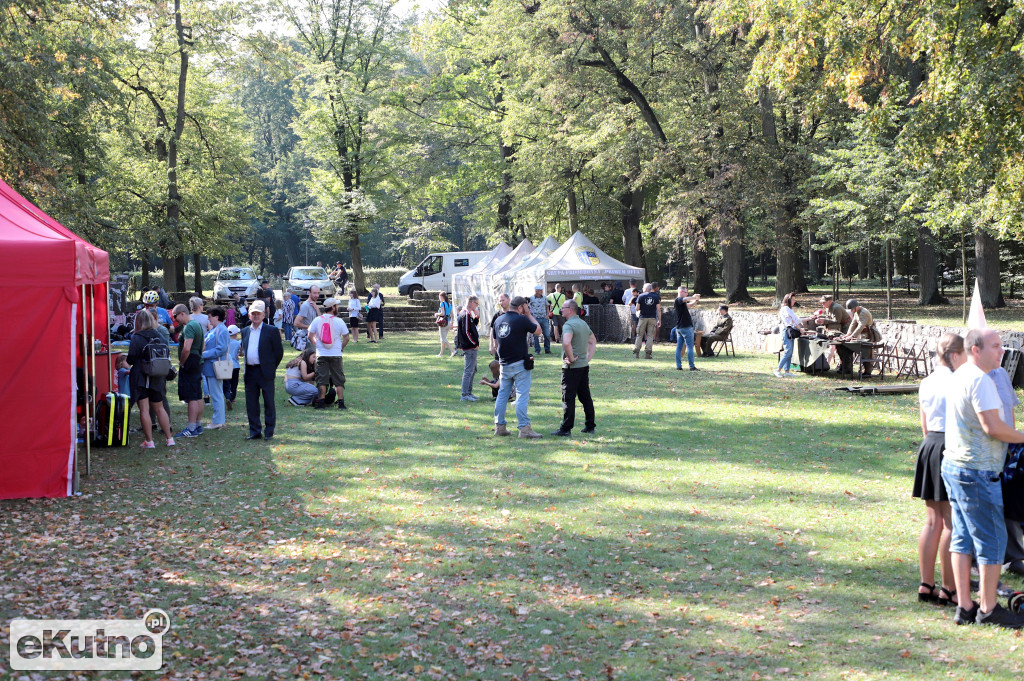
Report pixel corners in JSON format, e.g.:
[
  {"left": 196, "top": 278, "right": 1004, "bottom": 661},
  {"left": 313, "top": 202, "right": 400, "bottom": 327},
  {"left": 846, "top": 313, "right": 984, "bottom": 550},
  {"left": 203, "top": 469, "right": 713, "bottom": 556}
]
[
  {"left": 488, "top": 238, "right": 534, "bottom": 275},
  {"left": 0, "top": 192, "right": 79, "bottom": 288},
  {"left": 0, "top": 178, "right": 108, "bottom": 285},
  {"left": 459, "top": 243, "right": 512, "bottom": 277},
  {"left": 537, "top": 231, "right": 644, "bottom": 280}
]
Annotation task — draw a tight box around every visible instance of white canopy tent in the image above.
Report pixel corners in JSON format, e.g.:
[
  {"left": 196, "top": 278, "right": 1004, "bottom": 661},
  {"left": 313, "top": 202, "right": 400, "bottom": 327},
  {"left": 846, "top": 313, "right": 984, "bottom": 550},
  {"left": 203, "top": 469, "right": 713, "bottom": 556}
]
[
  {"left": 515, "top": 231, "right": 645, "bottom": 299},
  {"left": 473, "top": 239, "right": 534, "bottom": 323},
  {"left": 502, "top": 236, "right": 562, "bottom": 298},
  {"left": 452, "top": 242, "right": 510, "bottom": 308}
]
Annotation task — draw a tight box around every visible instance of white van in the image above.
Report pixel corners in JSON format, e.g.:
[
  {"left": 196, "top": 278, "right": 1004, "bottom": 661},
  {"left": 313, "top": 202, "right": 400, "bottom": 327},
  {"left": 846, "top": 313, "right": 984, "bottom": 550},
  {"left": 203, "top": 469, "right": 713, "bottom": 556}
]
[{"left": 398, "top": 251, "right": 490, "bottom": 295}]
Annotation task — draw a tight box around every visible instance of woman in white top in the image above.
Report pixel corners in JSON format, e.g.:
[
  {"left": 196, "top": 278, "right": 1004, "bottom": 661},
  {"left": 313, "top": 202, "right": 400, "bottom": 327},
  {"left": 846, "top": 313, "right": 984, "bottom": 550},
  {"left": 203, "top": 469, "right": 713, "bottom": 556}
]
[
  {"left": 775, "top": 292, "right": 802, "bottom": 377},
  {"left": 913, "top": 332, "right": 966, "bottom": 605},
  {"left": 366, "top": 287, "right": 383, "bottom": 343},
  {"left": 346, "top": 289, "right": 361, "bottom": 343}
]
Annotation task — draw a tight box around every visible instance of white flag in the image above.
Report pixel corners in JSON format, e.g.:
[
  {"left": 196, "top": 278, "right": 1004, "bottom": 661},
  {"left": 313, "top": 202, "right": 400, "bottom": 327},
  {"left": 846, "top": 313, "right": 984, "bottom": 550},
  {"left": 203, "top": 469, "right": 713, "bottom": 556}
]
[{"left": 967, "top": 280, "right": 987, "bottom": 330}]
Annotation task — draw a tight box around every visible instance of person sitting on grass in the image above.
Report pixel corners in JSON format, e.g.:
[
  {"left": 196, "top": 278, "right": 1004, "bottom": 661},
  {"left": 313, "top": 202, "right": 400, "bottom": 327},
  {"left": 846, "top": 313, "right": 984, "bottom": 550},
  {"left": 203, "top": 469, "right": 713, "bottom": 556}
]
[{"left": 284, "top": 348, "right": 319, "bottom": 406}]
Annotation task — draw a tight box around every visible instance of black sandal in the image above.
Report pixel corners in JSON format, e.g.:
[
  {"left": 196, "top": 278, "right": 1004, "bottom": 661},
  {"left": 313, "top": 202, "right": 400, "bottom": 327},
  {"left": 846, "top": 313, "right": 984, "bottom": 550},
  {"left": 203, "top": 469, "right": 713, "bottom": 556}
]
[
  {"left": 918, "top": 582, "right": 937, "bottom": 603},
  {"left": 937, "top": 586, "right": 957, "bottom": 607}
]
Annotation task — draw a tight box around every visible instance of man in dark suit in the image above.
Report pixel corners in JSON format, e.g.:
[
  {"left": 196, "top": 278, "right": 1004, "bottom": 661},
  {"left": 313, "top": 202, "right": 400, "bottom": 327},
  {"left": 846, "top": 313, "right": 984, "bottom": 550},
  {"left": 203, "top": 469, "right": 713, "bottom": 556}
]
[{"left": 240, "top": 299, "right": 284, "bottom": 441}]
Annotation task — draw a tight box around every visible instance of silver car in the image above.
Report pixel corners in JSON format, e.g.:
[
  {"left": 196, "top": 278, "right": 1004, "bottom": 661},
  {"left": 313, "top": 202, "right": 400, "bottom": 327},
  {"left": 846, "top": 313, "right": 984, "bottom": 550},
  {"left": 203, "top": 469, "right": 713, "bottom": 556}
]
[
  {"left": 213, "top": 267, "right": 260, "bottom": 303},
  {"left": 285, "top": 266, "right": 335, "bottom": 300}
]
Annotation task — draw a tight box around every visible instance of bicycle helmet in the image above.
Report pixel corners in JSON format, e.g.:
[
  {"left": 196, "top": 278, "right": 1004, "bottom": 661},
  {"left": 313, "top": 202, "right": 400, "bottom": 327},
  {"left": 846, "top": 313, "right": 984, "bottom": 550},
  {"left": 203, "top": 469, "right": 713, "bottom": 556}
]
[{"left": 142, "top": 290, "right": 159, "bottom": 305}]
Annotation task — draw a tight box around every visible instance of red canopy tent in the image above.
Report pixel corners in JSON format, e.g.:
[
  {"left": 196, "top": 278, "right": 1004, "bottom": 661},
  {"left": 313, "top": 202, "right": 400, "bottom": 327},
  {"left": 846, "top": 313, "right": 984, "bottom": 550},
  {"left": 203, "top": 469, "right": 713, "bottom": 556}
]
[{"left": 0, "top": 179, "right": 109, "bottom": 499}]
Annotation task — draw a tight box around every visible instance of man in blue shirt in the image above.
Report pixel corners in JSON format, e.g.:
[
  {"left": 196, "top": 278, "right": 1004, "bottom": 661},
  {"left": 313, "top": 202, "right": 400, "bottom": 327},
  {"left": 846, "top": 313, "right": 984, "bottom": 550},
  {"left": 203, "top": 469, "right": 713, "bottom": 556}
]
[{"left": 493, "top": 296, "right": 543, "bottom": 439}]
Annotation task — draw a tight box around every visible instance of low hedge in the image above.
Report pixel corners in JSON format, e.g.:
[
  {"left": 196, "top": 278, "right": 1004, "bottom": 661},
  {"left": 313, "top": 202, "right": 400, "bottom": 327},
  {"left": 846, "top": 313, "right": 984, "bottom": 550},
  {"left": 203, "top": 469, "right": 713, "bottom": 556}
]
[{"left": 359, "top": 267, "right": 407, "bottom": 288}]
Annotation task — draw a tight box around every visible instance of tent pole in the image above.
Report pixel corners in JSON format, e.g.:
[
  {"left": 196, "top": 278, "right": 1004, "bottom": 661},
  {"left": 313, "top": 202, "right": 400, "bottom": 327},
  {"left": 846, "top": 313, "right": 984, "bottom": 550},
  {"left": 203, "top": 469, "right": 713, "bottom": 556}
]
[
  {"left": 90, "top": 285, "right": 97, "bottom": 477},
  {"left": 82, "top": 284, "right": 91, "bottom": 477},
  {"left": 103, "top": 284, "right": 112, "bottom": 392}
]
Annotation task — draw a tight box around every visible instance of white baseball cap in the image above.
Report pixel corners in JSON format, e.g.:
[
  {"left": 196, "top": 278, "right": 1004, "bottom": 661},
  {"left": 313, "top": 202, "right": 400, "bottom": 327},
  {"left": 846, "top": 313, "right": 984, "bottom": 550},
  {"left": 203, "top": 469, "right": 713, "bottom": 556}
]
[
  {"left": 226, "top": 324, "right": 240, "bottom": 335},
  {"left": 324, "top": 297, "right": 340, "bottom": 308},
  {"left": 249, "top": 299, "right": 266, "bottom": 314}
]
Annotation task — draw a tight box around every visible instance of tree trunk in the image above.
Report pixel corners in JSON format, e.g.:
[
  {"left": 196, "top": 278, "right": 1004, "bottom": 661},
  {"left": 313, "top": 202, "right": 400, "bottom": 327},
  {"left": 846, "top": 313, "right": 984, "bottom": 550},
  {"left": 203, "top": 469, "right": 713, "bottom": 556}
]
[
  {"left": 566, "top": 181, "right": 578, "bottom": 233},
  {"left": 975, "top": 228, "right": 1006, "bottom": 308},
  {"left": 350, "top": 236, "right": 367, "bottom": 295},
  {"left": 497, "top": 140, "right": 515, "bottom": 238},
  {"left": 721, "top": 222, "right": 754, "bottom": 302},
  {"left": 193, "top": 254, "right": 202, "bottom": 294},
  {"left": 917, "top": 226, "right": 943, "bottom": 304},
  {"left": 141, "top": 253, "right": 151, "bottom": 291},
  {"left": 618, "top": 176, "right": 646, "bottom": 272},
  {"left": 857, "top": 249, "right": 867, "bottom": 280},
  {"left": 691, "top": 222, "right": 715, "bottom": 296},
  {"left": 162, "top": 254, "right": 180, "bottom": 293},
  {"left": 808, "top": 229, "right": 820, "bottom": 281},
  {"left": 757, "top": 85, "right": 798, "bottom": 304},
  {"left": 162, "top": 0, "right": 189, "bottom": 297},
  {"left": 794, "top": 223, "right": 808, "bottom": 293},
  {"left": 885, "top": 238, "right": 893, "bottom": 320}
]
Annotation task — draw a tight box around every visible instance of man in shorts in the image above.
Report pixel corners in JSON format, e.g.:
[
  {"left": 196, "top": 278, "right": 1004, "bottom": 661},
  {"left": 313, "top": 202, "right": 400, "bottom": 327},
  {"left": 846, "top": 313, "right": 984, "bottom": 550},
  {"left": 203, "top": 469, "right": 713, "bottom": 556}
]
[
  {"left": 942, "top": 328, "right": 1024, "bottom": 628},
  {"left": 308, "top": 298, "right": 351, "bottom": 410},
  {"left": 172, "top": 304, "right": 205, "bottom": 437}
]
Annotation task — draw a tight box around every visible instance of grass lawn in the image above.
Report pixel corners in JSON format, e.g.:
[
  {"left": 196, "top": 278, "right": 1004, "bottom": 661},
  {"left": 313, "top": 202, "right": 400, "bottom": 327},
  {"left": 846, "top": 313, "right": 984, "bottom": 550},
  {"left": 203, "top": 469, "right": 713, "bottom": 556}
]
[{"left": 2, "top": 333, "right": 1023, "bottom": 680}]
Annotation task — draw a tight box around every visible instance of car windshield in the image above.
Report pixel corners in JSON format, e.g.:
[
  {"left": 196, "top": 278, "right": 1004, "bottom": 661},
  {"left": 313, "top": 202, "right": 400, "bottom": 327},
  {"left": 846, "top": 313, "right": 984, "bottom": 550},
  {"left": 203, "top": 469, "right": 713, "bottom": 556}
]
[
  {"left": 291, "top": 268, "right": 328, "bottom": 281},
  {"left": 218, "top": 268, "right": 256, "bottom": 281}
]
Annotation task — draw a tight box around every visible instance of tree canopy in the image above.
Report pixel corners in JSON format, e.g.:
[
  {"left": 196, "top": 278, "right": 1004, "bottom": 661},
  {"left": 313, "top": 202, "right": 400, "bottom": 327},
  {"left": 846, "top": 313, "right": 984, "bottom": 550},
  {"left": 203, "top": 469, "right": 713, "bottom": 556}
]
[{"left": 3, "top": 0, "right": 1023, "bottom": 305}]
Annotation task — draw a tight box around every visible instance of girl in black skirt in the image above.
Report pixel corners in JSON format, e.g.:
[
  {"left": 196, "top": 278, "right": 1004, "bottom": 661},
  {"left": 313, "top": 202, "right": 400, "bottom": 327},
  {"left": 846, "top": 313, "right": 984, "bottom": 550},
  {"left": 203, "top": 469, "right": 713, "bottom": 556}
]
[{"left": 913, "top": 332, "right": 966, "bottom": 605}]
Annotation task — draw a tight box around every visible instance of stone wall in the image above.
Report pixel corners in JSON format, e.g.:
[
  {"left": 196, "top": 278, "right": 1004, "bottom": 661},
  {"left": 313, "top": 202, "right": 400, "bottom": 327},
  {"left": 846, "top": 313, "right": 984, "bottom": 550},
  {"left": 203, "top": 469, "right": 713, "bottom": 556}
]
[{"left": 592, "top": 303, "right": 1024, "bottom": 355}]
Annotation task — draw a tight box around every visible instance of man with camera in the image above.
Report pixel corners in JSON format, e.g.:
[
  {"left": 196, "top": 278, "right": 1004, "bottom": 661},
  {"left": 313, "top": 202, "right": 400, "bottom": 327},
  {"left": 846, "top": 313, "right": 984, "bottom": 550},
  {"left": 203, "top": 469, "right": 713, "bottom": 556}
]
[{"left": 493, "top": 295, "right": 543, "bottom": 439}]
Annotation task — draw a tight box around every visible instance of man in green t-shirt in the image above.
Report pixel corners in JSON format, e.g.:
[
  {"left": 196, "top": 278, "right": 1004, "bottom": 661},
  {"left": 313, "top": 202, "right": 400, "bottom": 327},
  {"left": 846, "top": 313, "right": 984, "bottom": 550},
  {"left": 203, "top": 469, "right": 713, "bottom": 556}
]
[
  {"left": 552, "top": 300, "right": 597, "bottom": 437},
  {"left": 173, "top": 304, "right": 206, "bottom": 437}
]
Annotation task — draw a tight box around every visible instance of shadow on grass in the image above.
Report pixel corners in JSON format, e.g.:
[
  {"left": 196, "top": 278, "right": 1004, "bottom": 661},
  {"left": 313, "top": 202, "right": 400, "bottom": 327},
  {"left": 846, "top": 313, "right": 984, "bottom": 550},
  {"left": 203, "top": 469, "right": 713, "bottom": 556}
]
[{"left": 2, "top": 334, "right": 1018, "bottom": 679}]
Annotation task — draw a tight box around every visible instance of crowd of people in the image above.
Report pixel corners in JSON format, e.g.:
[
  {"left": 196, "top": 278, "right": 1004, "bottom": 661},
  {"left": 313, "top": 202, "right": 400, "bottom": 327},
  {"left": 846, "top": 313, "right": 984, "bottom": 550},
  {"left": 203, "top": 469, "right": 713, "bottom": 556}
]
[
  {"left": 119, "top": 280, "right": 393, "bottom": 444},
  {"left": 118, "top": 277, "right": 739, "bottom": 446}
]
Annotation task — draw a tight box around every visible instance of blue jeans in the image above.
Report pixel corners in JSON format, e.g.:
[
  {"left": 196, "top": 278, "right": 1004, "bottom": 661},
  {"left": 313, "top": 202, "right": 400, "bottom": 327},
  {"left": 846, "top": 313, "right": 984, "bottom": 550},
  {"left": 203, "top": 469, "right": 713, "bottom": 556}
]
[
  {"left": 205, "top": 376, "right": 225, "bottom": 425},
  {"left": 674, "top": 326, "right": 695, "bottom": 369},
  {"left": 283, "top": 322, "right": 294, "bottom": 341},
  {"left": 941, "top": 461, "right": 1007, "bottom": 565},
  {"left": 461, "top": 349, "right": 478, "bottom": 396},
  {"left": 778, "top": 331, "right": 794, "bottom": 371},
  {"left": 532, "top": 318, "right": 551, "bottom": 353},
  {"left": 494, "top": 360, "right": 533, "bottom": 428}
]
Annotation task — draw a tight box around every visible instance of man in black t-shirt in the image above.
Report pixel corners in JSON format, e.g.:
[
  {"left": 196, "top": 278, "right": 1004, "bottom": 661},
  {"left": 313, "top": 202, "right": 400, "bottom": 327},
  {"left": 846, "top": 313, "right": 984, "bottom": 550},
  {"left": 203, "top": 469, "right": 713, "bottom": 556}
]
[
  {"left": 673, "top": 286, "right": 701, "bottom": 371},
  {"left": 493, "top": 296, "right": 543, "bottom": 439},
  {"left": 632, "top": 283, "right": 662, "bottom": 359}
]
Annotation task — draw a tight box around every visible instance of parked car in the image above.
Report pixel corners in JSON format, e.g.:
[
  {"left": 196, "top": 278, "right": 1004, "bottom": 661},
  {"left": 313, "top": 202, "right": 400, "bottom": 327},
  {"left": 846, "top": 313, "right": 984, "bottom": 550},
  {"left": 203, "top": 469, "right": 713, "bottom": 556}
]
[
  {"left": 212, "top": 267, "right": 260, "bottom": 303},
  {"left": 285, "top": 266, "right": 335, "bottom": 300}
]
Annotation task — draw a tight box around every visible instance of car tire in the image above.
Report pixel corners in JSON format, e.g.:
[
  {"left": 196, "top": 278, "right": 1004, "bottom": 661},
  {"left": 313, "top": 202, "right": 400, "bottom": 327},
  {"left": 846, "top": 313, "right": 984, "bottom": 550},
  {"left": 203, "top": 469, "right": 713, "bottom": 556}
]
[{"left": 408, "top": 285, "right": 423, "bottom": 295}]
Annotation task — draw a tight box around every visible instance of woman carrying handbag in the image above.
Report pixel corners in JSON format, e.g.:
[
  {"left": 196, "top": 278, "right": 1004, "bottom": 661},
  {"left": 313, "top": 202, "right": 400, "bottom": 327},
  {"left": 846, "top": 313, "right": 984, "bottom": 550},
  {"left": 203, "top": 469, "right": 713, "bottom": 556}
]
[
  {"left": 775, "top": 292, "right": 802, "bottom": 378},
  {"left": 201, "top": 306, "right": 232, "bottom": 430}
]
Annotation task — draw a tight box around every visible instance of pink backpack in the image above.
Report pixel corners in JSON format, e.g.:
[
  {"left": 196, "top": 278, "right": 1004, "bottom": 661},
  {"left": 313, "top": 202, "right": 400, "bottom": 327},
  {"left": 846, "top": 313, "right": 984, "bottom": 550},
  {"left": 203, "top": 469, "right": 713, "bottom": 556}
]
[{"left": 320, "top": 317, "right": 333, "bottom": 345}]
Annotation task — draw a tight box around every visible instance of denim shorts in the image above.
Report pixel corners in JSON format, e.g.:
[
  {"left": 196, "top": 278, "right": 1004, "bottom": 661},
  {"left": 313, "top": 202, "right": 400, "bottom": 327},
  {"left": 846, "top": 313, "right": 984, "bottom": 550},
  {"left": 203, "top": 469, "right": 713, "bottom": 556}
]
[{"left": 941, "top": 461, "right": 1006, "bottom": 565}]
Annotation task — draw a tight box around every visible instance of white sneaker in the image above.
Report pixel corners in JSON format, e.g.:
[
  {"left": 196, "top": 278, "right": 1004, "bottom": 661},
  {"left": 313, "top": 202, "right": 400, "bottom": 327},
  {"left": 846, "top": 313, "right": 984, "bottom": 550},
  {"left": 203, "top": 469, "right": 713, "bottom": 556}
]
[
  {"left": 773, "top": 370, "right": 783, "bottom": 378},
  {"left": 783, "top": 371, "right": 794, "bottom": 377},
  {"left": 460, "top": 394, "right": 479, "bottom": 402}
]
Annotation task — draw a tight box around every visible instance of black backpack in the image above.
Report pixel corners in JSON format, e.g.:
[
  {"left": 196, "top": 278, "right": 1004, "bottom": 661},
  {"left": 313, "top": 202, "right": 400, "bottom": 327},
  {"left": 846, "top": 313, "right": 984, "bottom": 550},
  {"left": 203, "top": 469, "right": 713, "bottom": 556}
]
[{"left": 141, "top": 337, "right": 172, "bottom": 377}]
